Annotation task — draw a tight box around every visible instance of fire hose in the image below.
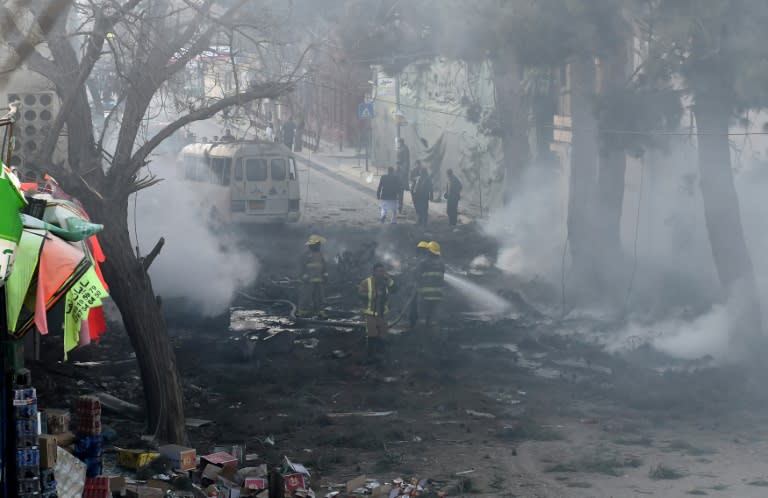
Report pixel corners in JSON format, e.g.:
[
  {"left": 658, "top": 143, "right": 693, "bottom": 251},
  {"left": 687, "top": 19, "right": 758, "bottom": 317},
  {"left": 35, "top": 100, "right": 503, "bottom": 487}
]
[{"left": 237, "top": 291, "right": 416, "bottom": 329}]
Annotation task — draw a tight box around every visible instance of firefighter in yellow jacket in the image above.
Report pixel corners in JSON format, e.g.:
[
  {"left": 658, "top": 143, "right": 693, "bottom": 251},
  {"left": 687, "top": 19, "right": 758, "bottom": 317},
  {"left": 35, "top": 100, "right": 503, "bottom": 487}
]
[
  {"left": 358, "top": 262, "right": 396, "bottom": 356},
  {"left": 298, "top": 234, "right": 328, "bottom": 318},
  {"left": 414, "top": 241, "right": 445, "bottom": 332}
]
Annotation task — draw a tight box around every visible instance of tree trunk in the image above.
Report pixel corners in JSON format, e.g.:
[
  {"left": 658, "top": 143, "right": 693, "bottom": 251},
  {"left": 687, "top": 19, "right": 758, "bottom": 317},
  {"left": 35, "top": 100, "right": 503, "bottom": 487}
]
[
  {"left": 86, "top": 193, "right": 187, "bottom": 444},
  {"left": 567, "top": 57, "right": 600, "bottom": 295},
  {"left": 595, "top": 42, "right": 628, "bottom": 297},
  {"left": 695, "top": 96, "right": 764, "bottom": 343},
  {"left": 493, "top": 54, "right": 529, "bottom": 203}
]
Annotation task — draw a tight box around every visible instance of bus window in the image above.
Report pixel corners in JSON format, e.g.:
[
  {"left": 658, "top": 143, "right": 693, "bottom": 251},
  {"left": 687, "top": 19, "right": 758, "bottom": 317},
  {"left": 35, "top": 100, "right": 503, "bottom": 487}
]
[
  {"left": 234, "top": 158, "right": 243, "bottom": 181},
  {"left": 271, "top": 158, "right": 287, "bottom": 181},
  {"left": 288, "top": 157, "right": 297, "bottom": 180},
  {"left": 211, "top": 158, "right": 232, "bottom": 185},
  {"left": 246, "top": 158, "right": 268, "bottom": 181}
]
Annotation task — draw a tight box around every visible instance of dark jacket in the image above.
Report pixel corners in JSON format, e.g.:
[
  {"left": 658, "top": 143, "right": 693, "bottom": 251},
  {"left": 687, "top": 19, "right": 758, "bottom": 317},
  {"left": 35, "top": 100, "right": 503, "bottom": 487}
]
[
  {"left": 412, "top": 172, "right": 433, "bottom": 199},
  {"left": 416, "top": 255, "right": 445, "bottom": 301},
  {"left": 377, "top": 174, "right": 402, "bottom": 201},
  {"left": 445, "top": 175, "right": 463, "bottom": 201}
]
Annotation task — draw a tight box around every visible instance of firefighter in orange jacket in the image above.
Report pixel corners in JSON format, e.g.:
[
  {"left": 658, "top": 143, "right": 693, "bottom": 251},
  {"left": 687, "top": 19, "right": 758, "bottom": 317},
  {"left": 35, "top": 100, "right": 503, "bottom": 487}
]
[
  {"left": 358, "top": 262, "right": 396, "bottom": 356},
  {"left": 298, "top": 234, "right": 328, "bottom": 318}
]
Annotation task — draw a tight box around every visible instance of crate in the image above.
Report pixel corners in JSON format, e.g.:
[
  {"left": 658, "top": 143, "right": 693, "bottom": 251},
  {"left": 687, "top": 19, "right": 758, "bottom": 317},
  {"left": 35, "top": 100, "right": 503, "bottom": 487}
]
[
  {"left": 17, "top": 477, "right": 40, "bottom": 493},
  {"left": 116, "top": 448, "right": 160, "bottom": 469},
  {"left": 15, "top": 402, "right": 38, "bottom": 419},
  {"left": 43, "top": 409, "right": 70, "bottom": 435},
  {"left": 16, "top": 447, "right": 40, "bottom": 467},
  {"left": 16, "top": 418, "right": 39, "bottom": 436},
  {"left": 76, "top": 419, "right": 102, "bottom": 436},
  {"left": 84, "top": 457, "right": 103, "bottom": 478},
  {"left": 159, "top": 444, "right": 197, "bottom": 471}
]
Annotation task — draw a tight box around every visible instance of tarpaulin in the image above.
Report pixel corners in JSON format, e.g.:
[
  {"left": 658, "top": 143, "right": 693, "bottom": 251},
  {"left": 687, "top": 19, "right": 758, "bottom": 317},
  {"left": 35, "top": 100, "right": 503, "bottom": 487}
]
[
  {"left": 0, "top": 165, "right": 26, "bottom": 284},
  {"left": 5, "top": 229, "right": 45, "bottom": 331},
  {"left": 33, "top": 235, "right": 90, "bottom": 335},
  {"left": 63, "top": 266, "right": 108, "bottom": 359}
]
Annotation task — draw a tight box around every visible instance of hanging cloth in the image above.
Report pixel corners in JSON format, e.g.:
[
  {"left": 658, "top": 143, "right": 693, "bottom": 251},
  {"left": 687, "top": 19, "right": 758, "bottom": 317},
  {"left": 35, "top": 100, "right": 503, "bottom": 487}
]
[
  {"left": 63, "top": 266, "right": 108, "bottom": 359},
  {"left": 0, "top": 165, "right": 26, "bottom": 285},
  {"left": 5, "top": 229, "right": 45, "bottom": 332}
]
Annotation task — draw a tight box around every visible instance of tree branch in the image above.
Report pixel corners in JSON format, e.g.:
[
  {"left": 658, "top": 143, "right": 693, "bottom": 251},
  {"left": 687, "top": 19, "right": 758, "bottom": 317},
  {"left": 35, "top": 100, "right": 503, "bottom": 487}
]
[
  {"left": 128, "top": 81, "right": 294, "bottom": 174},
  {"left": 141, "top": 237, "right": 165, "bottom": 271}
]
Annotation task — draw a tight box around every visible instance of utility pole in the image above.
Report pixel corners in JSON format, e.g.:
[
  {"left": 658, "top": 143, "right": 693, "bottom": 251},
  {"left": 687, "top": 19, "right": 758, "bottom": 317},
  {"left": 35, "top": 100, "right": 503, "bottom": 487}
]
[{"left": 395, "top": 71, "right": 401, "bottom": 142}]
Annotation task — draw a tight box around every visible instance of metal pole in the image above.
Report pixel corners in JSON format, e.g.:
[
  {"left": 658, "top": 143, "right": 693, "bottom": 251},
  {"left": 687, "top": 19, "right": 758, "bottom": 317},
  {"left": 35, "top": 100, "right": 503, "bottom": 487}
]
[{"left": 395, "top": 72, "right": 401, "bottom": 142}]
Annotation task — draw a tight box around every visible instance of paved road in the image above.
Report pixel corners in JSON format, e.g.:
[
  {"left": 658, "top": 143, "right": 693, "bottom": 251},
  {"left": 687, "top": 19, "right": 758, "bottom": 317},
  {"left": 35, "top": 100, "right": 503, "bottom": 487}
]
[{"left": 297, "top": 158, "right": 424, "bottom": 228}]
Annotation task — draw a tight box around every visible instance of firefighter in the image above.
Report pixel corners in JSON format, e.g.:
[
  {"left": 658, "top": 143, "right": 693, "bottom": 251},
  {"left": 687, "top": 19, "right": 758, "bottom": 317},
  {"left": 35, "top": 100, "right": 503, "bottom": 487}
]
[
  {"left": 298, "top": 234, "right": 328, "bottom": 318},
  {"left": 358, "top": 262, "right": 396, "bottom": 357},
  {"left": 414, "top": 241, "right": 445, "bottom": 332},
  {"left": 409, "top": 241, "right": 431, "bottom": 327}
]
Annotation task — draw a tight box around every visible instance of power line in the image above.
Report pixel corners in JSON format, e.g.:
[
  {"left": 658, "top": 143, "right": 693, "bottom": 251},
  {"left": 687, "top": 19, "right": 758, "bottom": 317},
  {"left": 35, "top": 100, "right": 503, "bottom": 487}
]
[{"left": 294, "top": 74, "right": 768, "bottom": 138}]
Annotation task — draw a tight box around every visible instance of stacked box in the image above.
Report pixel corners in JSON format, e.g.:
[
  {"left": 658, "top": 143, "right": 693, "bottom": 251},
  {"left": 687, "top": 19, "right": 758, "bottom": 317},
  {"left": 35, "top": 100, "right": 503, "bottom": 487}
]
[
  {"left": 75, "top": 396, "right": 103, "bottom": 477},
  {"left": 14, "top": 371, "right": 41, "bottom": 495},
  {"left": 83, "top": 476, "right": 110, "bottom": 498},
  {"left": 41, "top": 468, "right": 57, "bottom": 492}
]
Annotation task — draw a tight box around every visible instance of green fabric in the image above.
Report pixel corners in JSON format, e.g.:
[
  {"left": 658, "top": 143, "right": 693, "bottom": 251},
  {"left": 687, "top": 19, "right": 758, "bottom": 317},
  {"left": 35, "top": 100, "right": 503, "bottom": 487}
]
[
  {"left": 64, "top": 266, "right": 109, "bottom": 359},
  {"left": 5, "top": 229, "right": 45, "bottom": 331},
  {"left": 0, "top": 168, "right": 25, "bottom": 284},
  {"left": 20, "top": 214, "right": 102, "bottom": 242}
]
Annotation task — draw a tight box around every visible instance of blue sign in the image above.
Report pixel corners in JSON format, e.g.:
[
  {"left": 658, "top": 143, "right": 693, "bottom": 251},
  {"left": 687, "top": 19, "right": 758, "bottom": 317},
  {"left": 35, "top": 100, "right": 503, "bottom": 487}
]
[{"left": 358, "top": 102, "right": 374, "bottom": 119}]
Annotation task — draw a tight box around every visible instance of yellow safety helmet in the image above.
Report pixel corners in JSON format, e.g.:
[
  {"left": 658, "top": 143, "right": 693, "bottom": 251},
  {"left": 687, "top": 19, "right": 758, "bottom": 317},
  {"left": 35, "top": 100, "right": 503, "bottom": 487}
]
[
  {"left": 417, "top": 241, "right": 429, "bottom": 249},
  {"left": 427, "top": 241, "right": 441, "bottom": 256},
  {"left": 305, "top": 234, "right": 326, "bottom": 246}
]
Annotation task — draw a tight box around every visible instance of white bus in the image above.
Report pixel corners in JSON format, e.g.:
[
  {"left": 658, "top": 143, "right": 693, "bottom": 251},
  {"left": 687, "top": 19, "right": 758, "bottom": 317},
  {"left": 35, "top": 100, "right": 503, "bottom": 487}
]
[{"left": 177, "top": 140, "right": 301, "bottom": 224}]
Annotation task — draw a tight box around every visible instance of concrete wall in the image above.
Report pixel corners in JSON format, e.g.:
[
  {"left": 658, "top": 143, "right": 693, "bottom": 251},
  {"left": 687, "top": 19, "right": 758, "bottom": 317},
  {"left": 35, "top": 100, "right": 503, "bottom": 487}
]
[{"left": 370, "top": 59, "right": 503, "bottom": 216}]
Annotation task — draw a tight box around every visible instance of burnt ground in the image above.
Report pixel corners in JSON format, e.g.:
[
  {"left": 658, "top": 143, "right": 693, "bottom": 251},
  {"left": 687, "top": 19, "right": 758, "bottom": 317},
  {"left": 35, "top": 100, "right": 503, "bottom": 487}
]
[{"left": 32, "top": 222, "right": 768, "bottom": 497}]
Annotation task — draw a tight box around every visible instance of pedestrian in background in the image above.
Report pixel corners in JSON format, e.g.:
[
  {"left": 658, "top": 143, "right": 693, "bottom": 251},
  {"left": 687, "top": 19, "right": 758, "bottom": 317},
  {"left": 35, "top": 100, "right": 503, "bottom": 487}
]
[
  {"left": 377, "top": 166, "right": 402, "bottom": 224},
  {"left": 411, "top": 162, "right": 432, "bottom": 226},
  {"left": 283, "top": 118, "right": 296, "bottom": 150},
  {"left": 444, "top": 169, "right": 463, "bottom": 227},
  {"left": 396, "top": 138, "right": 410, "bottom": 213}
]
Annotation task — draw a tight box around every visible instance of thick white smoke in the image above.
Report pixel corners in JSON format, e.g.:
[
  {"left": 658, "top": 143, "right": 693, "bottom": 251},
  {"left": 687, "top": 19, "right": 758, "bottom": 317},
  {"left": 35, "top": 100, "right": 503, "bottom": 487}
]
[{"left": 128, "top": 157, "right": 259, "bottom": 316}]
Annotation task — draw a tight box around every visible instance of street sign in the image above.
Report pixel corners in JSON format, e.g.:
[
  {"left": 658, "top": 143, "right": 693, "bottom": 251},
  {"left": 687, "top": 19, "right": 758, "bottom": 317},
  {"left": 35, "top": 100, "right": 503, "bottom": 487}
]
[{"left": 358, "top": 102, "right": 374, "bottom": 120}]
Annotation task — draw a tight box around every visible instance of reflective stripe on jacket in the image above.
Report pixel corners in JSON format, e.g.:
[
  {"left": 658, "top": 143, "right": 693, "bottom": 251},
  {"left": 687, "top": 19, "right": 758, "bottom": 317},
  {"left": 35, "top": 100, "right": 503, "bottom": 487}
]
[
  {"left": 301, "top": 251, "right": 327, "bottom": 283},
  {"left": 359, "top": 276, "right": 395, "bottom": 316},
  {"left": 417, "top": 257, "right": 444, "bottom": 301}
]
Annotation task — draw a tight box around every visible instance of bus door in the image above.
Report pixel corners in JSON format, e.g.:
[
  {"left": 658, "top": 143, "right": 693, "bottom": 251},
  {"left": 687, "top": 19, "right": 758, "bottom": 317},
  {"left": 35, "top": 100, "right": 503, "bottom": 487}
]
[
  {"left": 242, "top": 157, "right": 270, "bottom": 214},
  {"left": 287, "top": 156, "right": 300, "bottom": 212}
]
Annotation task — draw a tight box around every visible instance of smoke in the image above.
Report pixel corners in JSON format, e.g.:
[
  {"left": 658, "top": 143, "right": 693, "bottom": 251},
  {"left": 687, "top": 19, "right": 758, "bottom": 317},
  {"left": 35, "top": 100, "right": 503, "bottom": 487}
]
[
  {"left": 128, "top": 158, "right": 259, "bottom": 316},
  {"left": 483, "top": 163, "right": 565, "bottom": 283}
]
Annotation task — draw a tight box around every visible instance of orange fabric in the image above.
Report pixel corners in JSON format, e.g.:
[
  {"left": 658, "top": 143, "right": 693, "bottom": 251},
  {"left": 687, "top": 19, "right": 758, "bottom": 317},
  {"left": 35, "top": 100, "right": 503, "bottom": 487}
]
[
  {"left": 20, "top": 182, "right": 38, "bottom": 192},
  {"left": 88, "top": 235, "right": 108, "bottom": 291},
  {"left": 34, "top": 235, "right": 87, "bottom": 335},
  {"left": 87, "top": 306, "right": 107, "bottom": 341}
]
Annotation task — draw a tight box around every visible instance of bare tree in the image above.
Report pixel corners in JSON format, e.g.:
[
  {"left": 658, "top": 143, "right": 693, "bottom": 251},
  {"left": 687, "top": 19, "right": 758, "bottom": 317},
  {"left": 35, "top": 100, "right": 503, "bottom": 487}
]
[{"left": 0, "top": 0, "right": 305, "bottom": 443}]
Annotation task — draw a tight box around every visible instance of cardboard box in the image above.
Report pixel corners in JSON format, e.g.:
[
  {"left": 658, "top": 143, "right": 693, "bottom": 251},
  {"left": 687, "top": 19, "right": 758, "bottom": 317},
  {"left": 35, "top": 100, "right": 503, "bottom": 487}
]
[
  {"left": 159, "top": 444, "right": 196, "bottom": 471},
  {"left": 126, "top": 486, "right": 164, "bottom": 498},
  {"left": 201, "top": 451, "right": 238, "bottom": 468},
  {"left": 54, "top": 431, "right": 76, "bottom": 447},
  {"left": 39, "top": 434, "right": 58, "bottom": 469},
  {"left": 116, "top": 447, "right": 160, "bottom": 469},
  {"left": 244, "top": 477, "right": 267, "bottom": 490},
  {"left": 284, "top": 473, "right": 307, "bottom": 495}
]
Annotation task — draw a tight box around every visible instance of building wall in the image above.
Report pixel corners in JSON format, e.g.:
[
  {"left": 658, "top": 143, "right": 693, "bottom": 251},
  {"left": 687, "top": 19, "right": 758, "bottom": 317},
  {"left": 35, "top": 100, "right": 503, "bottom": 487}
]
[{"left": 370, "top": 58, "right": 503, "bottom": 215}]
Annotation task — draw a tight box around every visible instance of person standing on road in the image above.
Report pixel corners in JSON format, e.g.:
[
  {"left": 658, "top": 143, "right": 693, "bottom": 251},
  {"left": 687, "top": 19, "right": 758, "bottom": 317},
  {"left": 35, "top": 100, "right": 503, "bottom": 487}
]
[
  {"left": 377, "top": 167, "right": 402, "bottom": 224},
  {"left": 413, "top": 241, "right": 445, "bottom": 333},
  {"left": 411, "top": 163, "right": 433, "bottom": 226},
  {"left": 396, "top": 138, "right": 411, "bottom": 213},
  {"left": 298, "top": 235, "right": 329, "bottom": 318},
  {"left": 358, "top": 262, "right": 397, "bottom": 358},
  {"left": 444, "top": 169, "right": 463, "bottom": 227},
  {"left": 282, "top": 118, "right": 296, "bottom": 150},
  {"left": 265, "top": 123, "right": 275, "bottom": 142}
]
